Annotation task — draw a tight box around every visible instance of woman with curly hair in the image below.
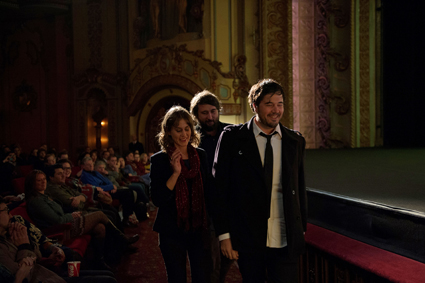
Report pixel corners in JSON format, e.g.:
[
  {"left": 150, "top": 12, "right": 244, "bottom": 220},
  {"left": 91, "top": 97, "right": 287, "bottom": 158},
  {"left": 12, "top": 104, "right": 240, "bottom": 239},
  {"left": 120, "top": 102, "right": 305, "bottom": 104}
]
[{"left": 151, "top": 106, "right": 212, "bottom": 283}]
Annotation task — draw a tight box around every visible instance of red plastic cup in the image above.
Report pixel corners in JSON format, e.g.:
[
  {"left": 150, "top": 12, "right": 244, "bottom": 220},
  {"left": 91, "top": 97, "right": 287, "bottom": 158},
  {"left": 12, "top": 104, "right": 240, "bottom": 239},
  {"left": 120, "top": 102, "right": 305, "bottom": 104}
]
[{"left": 67, "top": 261, "right": 81, "bottom": 277}]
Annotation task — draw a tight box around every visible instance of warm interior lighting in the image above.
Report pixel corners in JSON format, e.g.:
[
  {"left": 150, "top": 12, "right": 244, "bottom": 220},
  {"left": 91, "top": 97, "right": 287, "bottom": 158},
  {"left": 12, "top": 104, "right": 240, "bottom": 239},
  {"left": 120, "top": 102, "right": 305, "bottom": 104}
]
[{"left": 101, "top": 121, "right": 105, "bottom": 126}]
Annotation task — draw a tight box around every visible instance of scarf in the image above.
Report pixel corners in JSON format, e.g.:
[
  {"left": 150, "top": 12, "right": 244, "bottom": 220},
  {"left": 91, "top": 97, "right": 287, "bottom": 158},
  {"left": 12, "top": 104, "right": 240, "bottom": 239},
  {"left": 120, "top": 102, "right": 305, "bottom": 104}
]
[{"left": 168, "top": 145, "right": 207, "bottom": 231}]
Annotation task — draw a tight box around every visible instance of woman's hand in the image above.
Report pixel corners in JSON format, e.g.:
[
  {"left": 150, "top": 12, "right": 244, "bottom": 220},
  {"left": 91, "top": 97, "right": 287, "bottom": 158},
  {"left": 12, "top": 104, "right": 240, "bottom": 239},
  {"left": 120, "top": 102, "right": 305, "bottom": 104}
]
[
  {"left": 71, "top": 211, "right": 82, "bottom": 219},
  {"left": 9, "top": 222, "right": 30, "bottom": 247},
  {"left": 16, "top": 256, "right": 35, "bottom": 282},
  {"left": 170, "top": 149, "right": 182, "bottom": 175}
]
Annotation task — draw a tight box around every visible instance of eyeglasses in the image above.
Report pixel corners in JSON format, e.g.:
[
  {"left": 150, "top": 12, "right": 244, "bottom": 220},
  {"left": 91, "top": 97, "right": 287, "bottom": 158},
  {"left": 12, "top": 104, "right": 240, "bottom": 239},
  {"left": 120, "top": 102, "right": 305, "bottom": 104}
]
[{"left": 0, "top": 207, "right": 9, "bottom": 214}]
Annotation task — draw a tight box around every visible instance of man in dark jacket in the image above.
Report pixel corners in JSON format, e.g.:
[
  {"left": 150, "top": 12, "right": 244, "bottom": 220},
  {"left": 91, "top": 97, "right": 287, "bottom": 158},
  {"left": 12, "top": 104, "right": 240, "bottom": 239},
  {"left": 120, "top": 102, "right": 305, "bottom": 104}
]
[
  {"left": 213, "top": 79, "right": 307, "bottom": 283},
  {"left": 190, "top": 90, "right": 232, "bottom": 283}
]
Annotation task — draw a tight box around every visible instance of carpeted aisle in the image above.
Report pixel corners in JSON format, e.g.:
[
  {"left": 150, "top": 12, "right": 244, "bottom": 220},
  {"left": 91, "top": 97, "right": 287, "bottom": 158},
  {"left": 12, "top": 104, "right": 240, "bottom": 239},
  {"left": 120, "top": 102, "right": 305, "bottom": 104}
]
[{"left": 114, "top": 209, "right": 242, "bottom": 283}]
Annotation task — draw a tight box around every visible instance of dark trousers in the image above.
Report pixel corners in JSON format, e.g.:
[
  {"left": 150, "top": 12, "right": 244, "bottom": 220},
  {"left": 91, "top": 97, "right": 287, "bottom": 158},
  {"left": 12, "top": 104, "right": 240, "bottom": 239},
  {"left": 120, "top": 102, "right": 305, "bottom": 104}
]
[
  {"left": 159, "top": 231, "right": 206, "bottom": 283},
  {"left": 238, "top": 247, "right": 298, "bottom": 283},
  {"left": 110, "top": 189, "right": 134, "bottom": 219},
  {"left": 128, "top": 183, "right": 149, "bottom": 203}
]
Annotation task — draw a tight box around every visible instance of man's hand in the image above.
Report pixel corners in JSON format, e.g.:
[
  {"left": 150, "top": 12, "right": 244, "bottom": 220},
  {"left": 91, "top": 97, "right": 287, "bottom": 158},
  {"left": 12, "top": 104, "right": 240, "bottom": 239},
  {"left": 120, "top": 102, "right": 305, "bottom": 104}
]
[
  {"left": 69, "top": 197, "right": 79, "bottom": 207},
  {"left": 49, "top": 246, "right": 66, "bottom": 266},
  {"left": 111, "top": 185, "right": 118, "bottom": 194},
  {"left": 9, "top": 222, "right": 30, "bottom": 247},
  {"left": 220, "top": 238, "right": 239, "bottom": 260}
]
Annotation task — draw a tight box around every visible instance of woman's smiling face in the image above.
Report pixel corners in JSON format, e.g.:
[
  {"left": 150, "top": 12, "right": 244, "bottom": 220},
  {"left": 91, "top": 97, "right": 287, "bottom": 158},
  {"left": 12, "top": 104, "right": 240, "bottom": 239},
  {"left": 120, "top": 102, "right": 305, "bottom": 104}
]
[{"left": 168, "top": 118, "right": 191, "bottom": 149}]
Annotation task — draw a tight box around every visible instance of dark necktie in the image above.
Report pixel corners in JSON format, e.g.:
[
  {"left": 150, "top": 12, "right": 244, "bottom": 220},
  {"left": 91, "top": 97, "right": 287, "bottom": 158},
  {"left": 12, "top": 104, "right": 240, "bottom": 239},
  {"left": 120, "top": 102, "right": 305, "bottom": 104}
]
[{"left": 260, "top": 131, "right": 277, "bottom": 215}]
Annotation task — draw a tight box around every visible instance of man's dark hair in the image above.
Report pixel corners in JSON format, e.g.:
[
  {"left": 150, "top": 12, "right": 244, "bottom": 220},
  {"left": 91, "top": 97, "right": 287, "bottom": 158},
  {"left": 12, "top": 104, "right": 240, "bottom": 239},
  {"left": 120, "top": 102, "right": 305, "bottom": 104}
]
[
  {"left": 190, "top": 90, "right": 222, "bottom": 118},
  {"left": 45, "top": 164, "right": 63, "bottom": 180},
  {"left": 57, "top": 158, "right": 74, "bottom": 167},
  {"left": 123, "top": 151, "right": 132, "bottom": 159},
  {"left": 37, "top": 148, "right": 46, "bottom": 158},
  {"left": 58, "top": 150, "right": 68, "bottom": 159},
  {"left": 248, "top": 79, "right": 284, "bottom": 112}
]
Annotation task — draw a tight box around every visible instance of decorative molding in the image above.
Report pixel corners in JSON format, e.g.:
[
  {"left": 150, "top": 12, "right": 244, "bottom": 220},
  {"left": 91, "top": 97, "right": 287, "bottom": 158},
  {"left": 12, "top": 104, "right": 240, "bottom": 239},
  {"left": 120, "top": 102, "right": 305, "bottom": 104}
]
[
  {"left": 232, "top": 55, "right": 250, "bottom": 102},
  {"left": 74, "top": 68, "right": 121, "bottom": 89},
  {"left": 87, "top": 0, "right": 102, "bottom": 69},
  {"left": 359, "top": 0, "right": 370, "bottom": 147},
  {"left": 263, "top": 0, "right": 292, "bottom": 127},
  {"left": 128, "top": 44, "right": 247, "bottom": 116},
  {"left": 315, "top": 0, "right": 350, "bottom": 148},
  {"left": 221, "top": 104, "right": 241, "bottom": 115}
]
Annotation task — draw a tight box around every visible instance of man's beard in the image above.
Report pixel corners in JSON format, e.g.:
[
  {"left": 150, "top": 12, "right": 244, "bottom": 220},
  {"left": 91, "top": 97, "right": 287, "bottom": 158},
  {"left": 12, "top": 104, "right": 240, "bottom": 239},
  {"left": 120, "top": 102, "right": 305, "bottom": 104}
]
[{"left": 200, "top": 120, "right": 218, "bottom": 132}]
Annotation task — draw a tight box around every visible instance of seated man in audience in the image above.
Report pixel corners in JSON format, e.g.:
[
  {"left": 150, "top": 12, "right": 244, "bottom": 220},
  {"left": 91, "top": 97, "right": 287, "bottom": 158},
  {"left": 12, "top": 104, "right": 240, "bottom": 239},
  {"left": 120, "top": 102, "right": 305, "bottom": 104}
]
[
  {"left": 45, "top": 153, "right": 56, "bottom": 166},
  {"left": 101, "top": 151, "right": 110, "bottom": 163},
  {"left": 95, "top": 160, "right": 148, "bottom": 222},
  {"left": 45, "top": 164, "right": 88, "bottom": 213},
  {"left": 140, "top": 153, "right": 150, "bottom": 173},
  {"left": 107, "top": 147, "right": 115, "bottom": 157},
  {"left": 80, "top": 157, "right": 137, "bottom": 227},
  {"left": 106, "top": 156, "right": 149, "bottom": 205},
  {"left": 57, "top": 150, "right": 68, "bottom": 162}
]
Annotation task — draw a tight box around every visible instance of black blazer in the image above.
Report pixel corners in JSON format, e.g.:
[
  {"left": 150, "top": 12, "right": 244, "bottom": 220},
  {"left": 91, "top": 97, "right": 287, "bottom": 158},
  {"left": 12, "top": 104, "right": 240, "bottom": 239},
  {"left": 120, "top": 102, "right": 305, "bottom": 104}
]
[
  {"left": 213, "top": 117, "right": 307, "bottom": 258},
  {"left": 150, "top": 148, "right": 211, "bottom": 234}
]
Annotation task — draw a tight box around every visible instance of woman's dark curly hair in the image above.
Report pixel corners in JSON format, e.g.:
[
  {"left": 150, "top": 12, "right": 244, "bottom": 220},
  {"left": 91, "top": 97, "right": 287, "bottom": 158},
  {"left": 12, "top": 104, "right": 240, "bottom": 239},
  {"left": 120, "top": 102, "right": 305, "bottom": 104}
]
[{"left": 156, "top": 106, "right": 200, "bottom": 152}]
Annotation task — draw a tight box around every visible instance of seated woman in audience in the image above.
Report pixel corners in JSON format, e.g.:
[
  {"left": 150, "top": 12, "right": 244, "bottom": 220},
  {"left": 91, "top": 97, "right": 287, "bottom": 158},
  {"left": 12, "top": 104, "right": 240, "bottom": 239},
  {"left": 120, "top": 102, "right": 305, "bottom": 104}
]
[
  {"left": 24, "top": 170, "right": 112, "bottom": 271},
  {"left": 151, "top": 106, "right": 211, "bottom": 283}
]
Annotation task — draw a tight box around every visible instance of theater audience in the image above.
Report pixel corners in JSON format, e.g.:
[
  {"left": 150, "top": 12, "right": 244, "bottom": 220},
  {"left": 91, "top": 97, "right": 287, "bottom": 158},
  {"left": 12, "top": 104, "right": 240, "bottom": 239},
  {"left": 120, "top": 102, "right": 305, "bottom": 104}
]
[
  {"left": 46, "top": 164, "right": 139, "bottom": 249},
  {"left": 58, "top": 160, "right": 121, "bottom": 226},
  {"left": 25, "top": 170, "right": 112, "bottom": 271},
  {"left": 80, "top": 157, "right": 138, "bottom": 227},
  {"left": 123, "top": 151, "right": 151, "bottom": 186},
  {"left": 106, "top": 156, "right": 145, "bottom": 196},
  {"left": 95, "top": 160, "right": 148, "bottom": 222}
]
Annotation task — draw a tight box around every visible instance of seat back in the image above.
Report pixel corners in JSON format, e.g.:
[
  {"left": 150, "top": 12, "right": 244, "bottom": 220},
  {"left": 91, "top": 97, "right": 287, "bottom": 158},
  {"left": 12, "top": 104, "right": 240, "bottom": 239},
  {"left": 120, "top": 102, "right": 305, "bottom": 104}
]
[
  {"left": 11, "top": 177, "right": 26, "bottom": 195},
  {"left": 17, "top": 165, "right": 34, "bottom": 177},
  {"left": 10, "top": 202, "right": 35, "bottom": 224}
]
